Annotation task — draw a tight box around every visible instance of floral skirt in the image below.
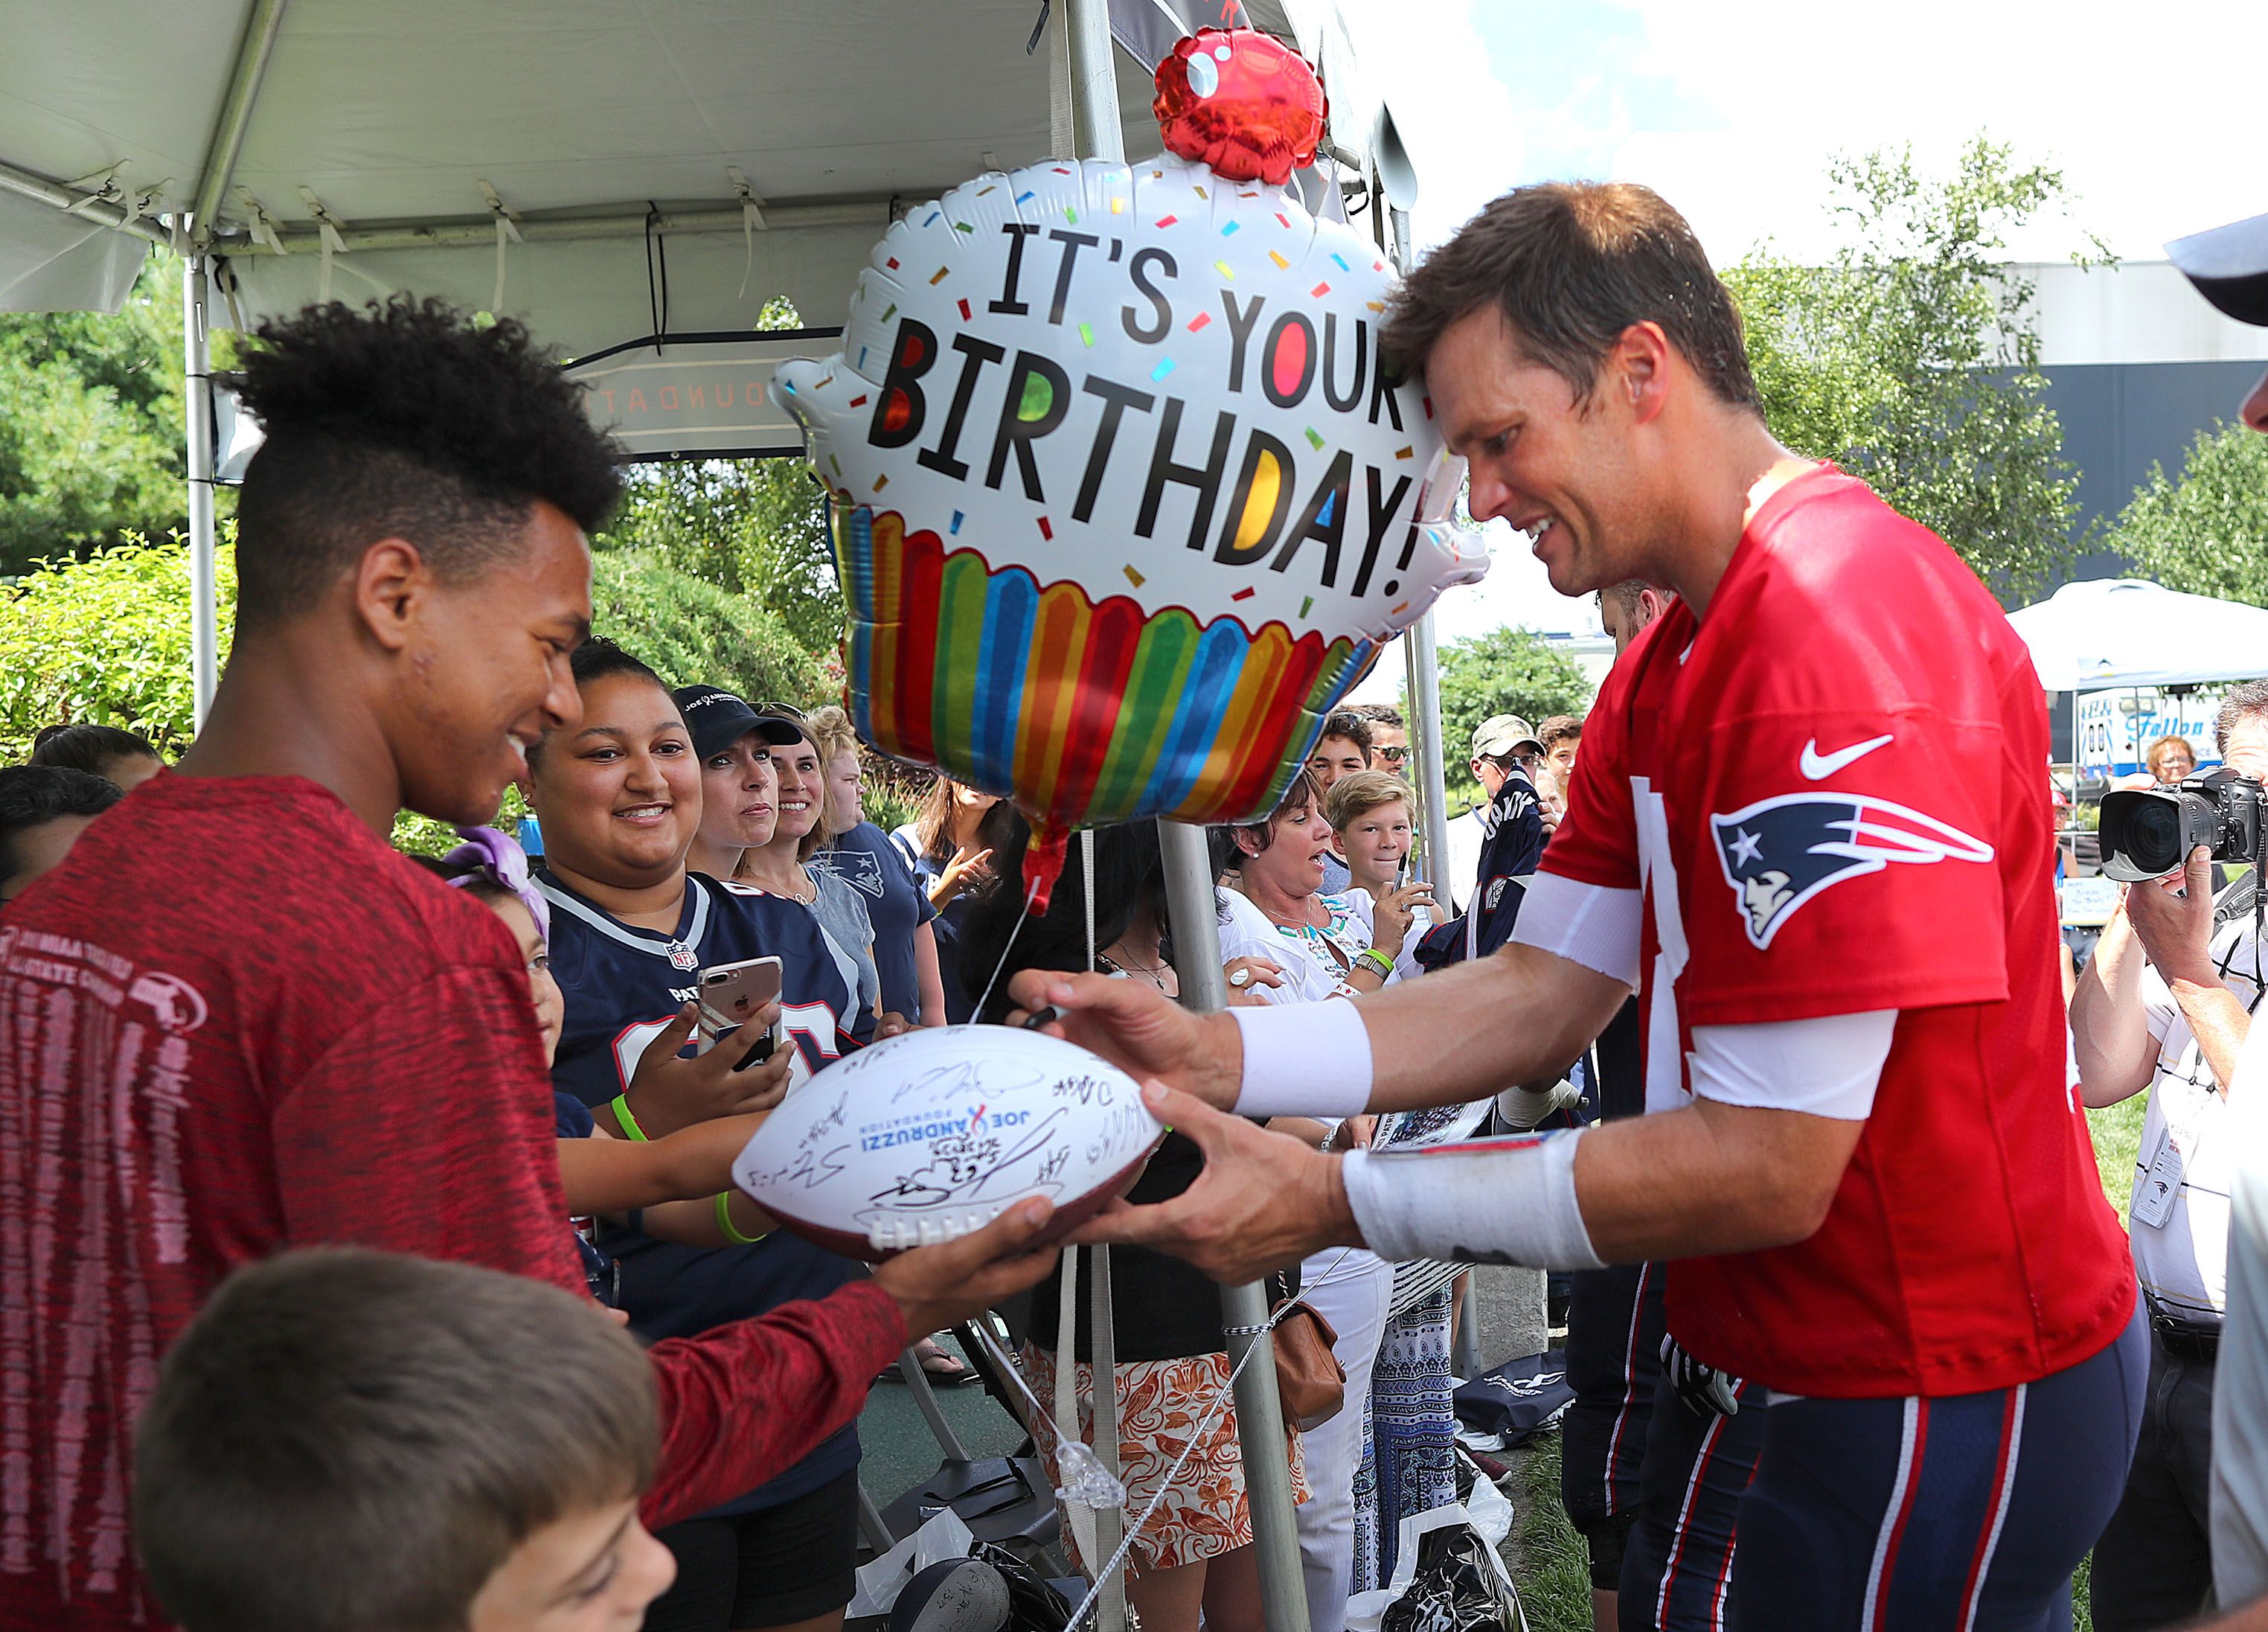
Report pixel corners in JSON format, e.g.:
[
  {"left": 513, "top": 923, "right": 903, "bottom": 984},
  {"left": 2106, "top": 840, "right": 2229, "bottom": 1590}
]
[{"left": 1025, "top": 1346, "right": 1310, "bottom": 1572}]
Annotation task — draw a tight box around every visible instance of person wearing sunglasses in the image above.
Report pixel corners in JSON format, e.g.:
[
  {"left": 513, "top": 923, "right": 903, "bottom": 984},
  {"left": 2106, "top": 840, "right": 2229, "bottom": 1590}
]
[{"left": 1351, "top": 703, "right": 1412, "bottom": 783}]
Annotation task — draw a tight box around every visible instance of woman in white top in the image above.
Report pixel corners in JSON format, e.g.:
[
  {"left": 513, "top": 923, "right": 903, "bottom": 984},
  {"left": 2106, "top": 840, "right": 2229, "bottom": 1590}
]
[
  {"left": 1217, "top": 769, "right": 1430, "bottom": 1003},
  {"left": 1211, "top": 769, "right": 1428, "bottom": 1632}
]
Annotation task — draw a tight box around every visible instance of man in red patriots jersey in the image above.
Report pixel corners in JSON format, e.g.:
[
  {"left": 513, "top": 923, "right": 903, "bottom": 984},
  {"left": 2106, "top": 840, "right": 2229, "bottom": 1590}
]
[{"left": 1016, "top": 182, "right": 2142, "bottom": 1631}]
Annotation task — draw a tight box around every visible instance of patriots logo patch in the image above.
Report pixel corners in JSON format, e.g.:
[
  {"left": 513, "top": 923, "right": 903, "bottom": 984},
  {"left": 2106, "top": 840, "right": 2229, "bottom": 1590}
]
[
  {"left": 1709, "top": 793, "right": 1993, "bottom": 949},
  {"left": 813, "top": 850, "right": 888, "bottom": 900}
]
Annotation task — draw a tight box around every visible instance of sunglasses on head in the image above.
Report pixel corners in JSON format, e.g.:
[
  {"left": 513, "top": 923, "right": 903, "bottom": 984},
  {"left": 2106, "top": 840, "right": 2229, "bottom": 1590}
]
[{"left": 755, "top": 701, "right": 808, "bottom": 722}]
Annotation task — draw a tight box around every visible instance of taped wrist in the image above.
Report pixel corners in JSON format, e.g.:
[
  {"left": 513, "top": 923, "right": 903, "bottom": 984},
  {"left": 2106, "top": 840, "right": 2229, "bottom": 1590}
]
[
  {"left": 1229, "top": 998, "right": 1373, "bottom": 1119},
  {"left": 1341, "top": 1128, "right": 1604, "bottom": 1270},
  {"left": 1494, "top": 1078, "right": 1580, "bottom": 1131}
]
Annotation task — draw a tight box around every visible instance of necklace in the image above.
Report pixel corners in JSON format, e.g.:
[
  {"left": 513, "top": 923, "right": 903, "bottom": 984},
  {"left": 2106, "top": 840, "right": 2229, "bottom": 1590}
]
[
  {"left": 738, "top": 861, "right": 817, "bottom": 903},
  {"left": 1255, "top": 895, "right": 1324, "bottom": 930},
  {"left": 1101, "top": 945, "right": 1173, "bottom": 993}
]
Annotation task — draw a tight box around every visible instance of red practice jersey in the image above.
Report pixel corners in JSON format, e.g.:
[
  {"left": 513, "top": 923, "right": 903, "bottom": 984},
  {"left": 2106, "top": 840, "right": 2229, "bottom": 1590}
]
[
  {"left": 1542, "top": 466, "right": 2133, "bottom": 1398},
  {"left": 0, "top": 774, "right": 902, "bottom": 1631}
]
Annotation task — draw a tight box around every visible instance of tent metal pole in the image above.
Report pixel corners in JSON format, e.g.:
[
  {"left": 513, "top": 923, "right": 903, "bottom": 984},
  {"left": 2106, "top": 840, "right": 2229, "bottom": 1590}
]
[
  {"left": 1406, "top": 613, "right": 1455, "bottom": 891},
  {"left": 1156, "top": 822, "right": 1309, "bottom": 1632},
  {"left": 191, "top": 0, "right": 289, "bottom": 245},
  {"left": 1066, "top": 9, "right": 1299, "bottom": 1626},
  {"left": 184, "top": 247, "right": 220, "bottom": 727},
  {"left": 230, "top": 197, "right": 891, "bottom": 256},
  {"left": 1062, "top": 8, "right": 1130, "bottom": 1628},
  {"left": 1064, "top": 0, "right": 1125, "bottom": 164},
  {"left": 0, "top": 156, "right": 173, "bottom": 250}
]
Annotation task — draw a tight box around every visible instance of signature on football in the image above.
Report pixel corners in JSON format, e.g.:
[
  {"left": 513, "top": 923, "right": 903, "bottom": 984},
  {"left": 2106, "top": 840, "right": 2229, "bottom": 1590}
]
[
  {"left": 1084, "top": 1102, "right": 1152, "bottom": 1168},
  {"left": 1050, "top": 1072, "right": 1121, "bottom": 1107},
  {"left": 866, "top": 1108, "right": 1070, "bottom": 1210},
  {"left": 888, "top": 1059, "right": 1044, "bottom": 1105},
  {"left": 757, "top": 1141, "right": 851, "bottom": 1193},
  {"left": 795, "top": 1090, "right": 850, "bottom": 1148}
]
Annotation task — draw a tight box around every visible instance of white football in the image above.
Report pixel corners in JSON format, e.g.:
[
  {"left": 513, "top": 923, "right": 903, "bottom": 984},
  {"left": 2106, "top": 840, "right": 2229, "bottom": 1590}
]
[{"left": 732, "top": 1025, "right": 1166, "bottom": 1260}]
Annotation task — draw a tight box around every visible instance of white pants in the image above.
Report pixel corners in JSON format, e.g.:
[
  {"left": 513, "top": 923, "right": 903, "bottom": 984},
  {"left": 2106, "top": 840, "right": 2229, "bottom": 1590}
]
[{"left": 1294, "top": 1247, "right": 1396, "bottom": 1632}]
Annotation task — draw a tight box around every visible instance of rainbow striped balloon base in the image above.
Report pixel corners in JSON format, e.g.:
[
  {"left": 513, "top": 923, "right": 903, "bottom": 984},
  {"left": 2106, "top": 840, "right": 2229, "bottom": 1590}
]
[{"left": 835, "top": 499, "right": 1376, "bottom": 906}]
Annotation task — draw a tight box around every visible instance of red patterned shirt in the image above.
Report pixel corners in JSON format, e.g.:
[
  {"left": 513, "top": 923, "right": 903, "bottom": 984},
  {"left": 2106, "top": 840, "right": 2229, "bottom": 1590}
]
[{"left": 0, "top": 773, "right": 900, "bottom": 1629}]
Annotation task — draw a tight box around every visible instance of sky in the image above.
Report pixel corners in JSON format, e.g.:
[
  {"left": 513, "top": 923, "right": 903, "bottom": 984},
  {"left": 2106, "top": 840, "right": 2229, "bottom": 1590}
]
[{"left": 1339, "top": 0, "right": 2268, "bottom": 691}]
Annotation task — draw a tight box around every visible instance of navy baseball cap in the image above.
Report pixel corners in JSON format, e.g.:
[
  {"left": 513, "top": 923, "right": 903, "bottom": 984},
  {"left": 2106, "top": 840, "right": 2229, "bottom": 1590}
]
[
  {"left": 670, "top": 685, "right": 805, "bottom": 760},
  {"left": 2168, "top": 212, "right": 2268, "bottom": 327}
]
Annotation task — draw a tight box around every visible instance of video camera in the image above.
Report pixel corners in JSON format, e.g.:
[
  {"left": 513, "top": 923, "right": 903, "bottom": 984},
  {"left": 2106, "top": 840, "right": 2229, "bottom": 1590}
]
[{"left": 2099, "top": 767, "right": 2265, "bottom": 882}]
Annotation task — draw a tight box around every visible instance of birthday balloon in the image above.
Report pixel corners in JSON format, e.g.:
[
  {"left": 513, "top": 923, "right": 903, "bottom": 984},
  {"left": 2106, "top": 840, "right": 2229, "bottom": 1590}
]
[{"left": 776, "top": 28, "right": 1487, "bottom": 904}]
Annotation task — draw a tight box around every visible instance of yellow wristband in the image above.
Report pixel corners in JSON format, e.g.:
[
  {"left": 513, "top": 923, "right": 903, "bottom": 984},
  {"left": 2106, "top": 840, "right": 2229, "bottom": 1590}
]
[
  {"left": 611, "top": 1093, "right": 650, "bottom": 1142},
  {"left": 716, "top": 1191, "right": 767, "bottom": 1247}
]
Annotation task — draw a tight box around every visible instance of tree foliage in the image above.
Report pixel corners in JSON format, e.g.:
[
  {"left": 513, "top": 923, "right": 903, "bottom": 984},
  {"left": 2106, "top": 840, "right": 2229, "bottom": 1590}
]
[
  {"left": 1432, "top": 625, "right": 1594, "bottom": 810},
  {"left": 0, "top": 533, "right": 228, "bottom": 761},
  {"left": 592, "top": 294, "right": 847, "bottom": 669},
  {"left": 2105, "top": 422, "right": 2268, "bottom": 607},
  {"left": 598, "top": 460, "right": 842, "bottom": 660},
  {"left": 590, "top": 549, "right": 827, "bottom": 705},
  {"left": 0, "top": 256, "right": 188, "bottom": 577},
  {"left": 1726, "top": 138, "right": 2091, "bottom": 604}
]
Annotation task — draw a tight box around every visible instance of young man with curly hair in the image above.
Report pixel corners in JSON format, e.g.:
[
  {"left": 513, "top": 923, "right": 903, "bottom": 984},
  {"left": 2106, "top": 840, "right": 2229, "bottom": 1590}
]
[{"left": 0, "top": 299, "right": 1055, "bottom": 1631}]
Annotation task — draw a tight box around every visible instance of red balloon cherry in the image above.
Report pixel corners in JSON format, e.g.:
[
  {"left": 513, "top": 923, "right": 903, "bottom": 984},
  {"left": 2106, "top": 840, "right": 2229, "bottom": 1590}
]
[{"left": 1153, "top": 28, "right": 1328, "bottom": 188}]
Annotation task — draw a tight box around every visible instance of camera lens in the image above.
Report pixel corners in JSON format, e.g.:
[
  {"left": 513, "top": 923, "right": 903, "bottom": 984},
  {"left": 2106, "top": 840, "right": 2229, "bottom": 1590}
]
[{"left": 2126, "top": 798, "right": 2181, "bottom": 875}]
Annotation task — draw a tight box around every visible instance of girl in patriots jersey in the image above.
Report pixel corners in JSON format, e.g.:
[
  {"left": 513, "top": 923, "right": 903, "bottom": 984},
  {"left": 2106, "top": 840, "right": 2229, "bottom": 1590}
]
[
  {"left": 417, "top": 831, "right": 789, "bottom": 1304},
  {"left": 524, "top": 640, "right": 871, "bottom": 1632}
]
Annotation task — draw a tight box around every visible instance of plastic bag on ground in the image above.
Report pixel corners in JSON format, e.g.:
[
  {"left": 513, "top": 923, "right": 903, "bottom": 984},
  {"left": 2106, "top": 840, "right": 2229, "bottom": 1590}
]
[
  {"left": 848, "top": 1509, "right": 977, "bottom": 1619},
  {"left": 1345, "top": 1503, "right": 1528, "bottom": 1632}
]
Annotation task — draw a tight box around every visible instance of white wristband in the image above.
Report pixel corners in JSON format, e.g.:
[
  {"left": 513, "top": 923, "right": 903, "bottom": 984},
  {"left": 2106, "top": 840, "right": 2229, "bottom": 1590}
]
[
  {"left": 1341, "top": 1128, "right": 1604, "bottom": 1270},
  {"left": 1228, "top": 999, "right": 1373, "bottom": 1119}
]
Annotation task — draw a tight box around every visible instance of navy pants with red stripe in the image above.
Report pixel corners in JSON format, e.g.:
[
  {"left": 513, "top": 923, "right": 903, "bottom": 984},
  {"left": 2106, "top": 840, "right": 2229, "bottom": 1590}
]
[
  {"left": 1730, "top": 1302, "right": 2145, "bottom": 1632},
  {"left": 1619, "top": 1363, "right": 1765, "bottom": 1631}
]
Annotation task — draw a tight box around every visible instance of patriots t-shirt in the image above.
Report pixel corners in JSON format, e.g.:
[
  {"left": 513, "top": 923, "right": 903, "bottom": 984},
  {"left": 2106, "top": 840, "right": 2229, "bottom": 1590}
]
[
  {"left": 811, "top": 821, "right": 937, "bottom": 1020},
  {"left": 1416, "top": 767, "right": 1543, "bottom": 970},
  {"left": 539, "top": 866, "right": 867, "bottom": 1510},
  {"left": 1532, "top": 465, "right": 2133, "bottom": 1398}
]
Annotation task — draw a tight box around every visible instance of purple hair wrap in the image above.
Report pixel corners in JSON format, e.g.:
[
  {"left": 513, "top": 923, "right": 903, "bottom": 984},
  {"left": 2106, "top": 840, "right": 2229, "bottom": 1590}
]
[{"left": 443, "top": 825, "right": 549, "bottom": 941}]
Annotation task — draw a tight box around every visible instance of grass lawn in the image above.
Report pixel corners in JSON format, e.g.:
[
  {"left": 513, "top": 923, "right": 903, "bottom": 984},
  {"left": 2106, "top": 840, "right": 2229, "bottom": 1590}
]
[{"left": 1500, "top": 1094, "right": 2151, "bottom": 1630}]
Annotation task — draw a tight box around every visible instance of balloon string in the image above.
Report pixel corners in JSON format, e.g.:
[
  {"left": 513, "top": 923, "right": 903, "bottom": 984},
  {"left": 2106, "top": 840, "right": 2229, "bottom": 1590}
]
[
  {"left": 1056, "top": 1242, "right": 1362, "bottom": 1630},
  {"left": 961, "top": 889, "right": 1037, "bottom": 1033}
]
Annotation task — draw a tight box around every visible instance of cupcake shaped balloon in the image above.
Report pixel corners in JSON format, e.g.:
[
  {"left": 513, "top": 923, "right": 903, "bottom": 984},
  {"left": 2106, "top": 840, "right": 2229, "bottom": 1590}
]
[{"left": 775, "top": 28, "right": 1487, "bottom": 907}]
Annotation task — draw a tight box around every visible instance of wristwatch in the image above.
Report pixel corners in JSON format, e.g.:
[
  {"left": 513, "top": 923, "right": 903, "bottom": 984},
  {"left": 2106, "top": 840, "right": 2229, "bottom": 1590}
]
[{"left": 1354, "top": 947, "right": 1394, "bottom": 980}]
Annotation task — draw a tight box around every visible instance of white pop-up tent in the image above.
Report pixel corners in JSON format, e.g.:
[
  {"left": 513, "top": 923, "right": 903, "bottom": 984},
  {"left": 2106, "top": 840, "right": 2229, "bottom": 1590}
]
[
  {"left": 2007, "top": 577, "right": 2268, "bottom": 693},
  {"left": 2, "top": 0, "right": 1412, "bottom": 348},
  {"left": 0, "top": 10, "right": 1433, "bottom": 1629},
  {"left": 0, "top": 0, "right": 1423, "bottom": 720}
]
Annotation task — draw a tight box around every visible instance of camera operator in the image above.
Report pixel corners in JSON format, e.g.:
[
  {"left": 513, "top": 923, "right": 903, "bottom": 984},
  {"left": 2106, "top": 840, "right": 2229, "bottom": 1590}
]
[{"left": 2072, "top": 682, "right": 2268, "bottom": 1628}]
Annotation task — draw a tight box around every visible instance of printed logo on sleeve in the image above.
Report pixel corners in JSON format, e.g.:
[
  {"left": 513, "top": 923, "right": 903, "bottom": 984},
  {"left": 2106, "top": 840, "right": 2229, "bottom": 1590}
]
[{"left": 1710, "top": 791, "right": 1992, "bottom": 949}]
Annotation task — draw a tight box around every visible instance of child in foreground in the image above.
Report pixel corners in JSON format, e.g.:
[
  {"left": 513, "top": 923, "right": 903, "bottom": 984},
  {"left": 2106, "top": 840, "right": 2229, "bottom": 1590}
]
[{"left": 135, "top": 1247, "right": 679, "bottom": 1632}]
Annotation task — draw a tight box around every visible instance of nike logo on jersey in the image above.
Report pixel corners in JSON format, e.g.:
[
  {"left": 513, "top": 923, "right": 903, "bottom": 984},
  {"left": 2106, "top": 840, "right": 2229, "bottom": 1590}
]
[
  {"left": 1710, "top": 792, "right": 1993, "bottom": 949},
  {"left": 1798, "top": 733, "right": 1894, "bottom": 780}
]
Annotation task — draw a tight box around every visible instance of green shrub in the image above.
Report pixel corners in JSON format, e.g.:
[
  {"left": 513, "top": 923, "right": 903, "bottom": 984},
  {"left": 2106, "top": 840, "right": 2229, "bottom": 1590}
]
[
  {"left": 590, "top": 548, "right": 828, "bottom": 705},
  {"left": 0, "top": 532, "right": 231, "bottom": 761}
]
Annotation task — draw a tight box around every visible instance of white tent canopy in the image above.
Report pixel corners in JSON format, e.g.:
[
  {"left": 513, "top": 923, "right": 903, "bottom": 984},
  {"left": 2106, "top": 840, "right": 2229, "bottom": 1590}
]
[
  {"left": 0, "top": 10, "right": 1424, "bottom": 1631},
  {"left": 0, "top": 0, "right": 1409, "bottom": 353},
  {"left": 0, "top": 0, "right": 1424, "bottom": 728},
  {"left": 2007, "top": 577, "right": 2268, "bottom": 693}
]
